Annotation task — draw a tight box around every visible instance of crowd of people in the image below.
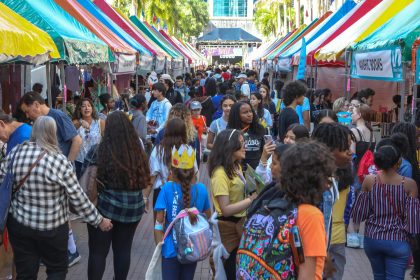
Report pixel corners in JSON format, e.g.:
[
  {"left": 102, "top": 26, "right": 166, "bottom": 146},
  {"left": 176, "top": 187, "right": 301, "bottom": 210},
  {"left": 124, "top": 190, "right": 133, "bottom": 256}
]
[{"left": 0, "top": 66, "right": 419, "bottom": 280}]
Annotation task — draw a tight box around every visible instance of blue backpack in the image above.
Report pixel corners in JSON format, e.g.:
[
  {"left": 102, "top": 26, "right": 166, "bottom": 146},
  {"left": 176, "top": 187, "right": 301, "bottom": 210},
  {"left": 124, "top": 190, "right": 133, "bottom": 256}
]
[{"left": 0, "top": 148, "right": 19, "bottom": 233}]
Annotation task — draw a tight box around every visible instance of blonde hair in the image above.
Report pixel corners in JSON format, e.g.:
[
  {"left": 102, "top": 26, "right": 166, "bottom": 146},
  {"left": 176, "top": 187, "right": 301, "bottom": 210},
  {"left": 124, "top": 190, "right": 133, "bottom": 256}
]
[
  {"left": 166, "top": 104, "right": 197, "bottom": 143},
  {"left": 332, "top": 97, "right": 347, "bottom": 113},
  {"left": 30, "top": 116, "right": 61, "bottom": 153}
]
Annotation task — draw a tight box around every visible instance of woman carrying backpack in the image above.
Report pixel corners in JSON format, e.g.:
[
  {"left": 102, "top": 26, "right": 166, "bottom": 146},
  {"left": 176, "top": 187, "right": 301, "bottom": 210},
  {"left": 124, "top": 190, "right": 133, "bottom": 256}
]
[
  {"left": 208, "top": 129, "right": 258, "bottom": 279},
  {"left": 351, "top": 140, "right": 420, "bottom": 280},
  {"left": 154, "top": 144, "right": 211, "bottom": 280}
]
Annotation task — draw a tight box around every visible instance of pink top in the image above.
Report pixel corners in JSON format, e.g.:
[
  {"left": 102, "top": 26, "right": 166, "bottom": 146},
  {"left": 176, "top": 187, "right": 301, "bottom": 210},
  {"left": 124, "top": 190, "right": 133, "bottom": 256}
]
[{"left": 351, "top": 176, "right": 420, "bottom": 242}]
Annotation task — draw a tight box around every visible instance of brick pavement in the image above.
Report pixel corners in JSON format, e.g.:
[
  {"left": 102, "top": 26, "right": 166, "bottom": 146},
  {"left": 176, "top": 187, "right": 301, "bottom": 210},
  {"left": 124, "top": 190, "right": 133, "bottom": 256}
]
[{"left": 0, "top": 164, "right": 413, "bottom": 279}]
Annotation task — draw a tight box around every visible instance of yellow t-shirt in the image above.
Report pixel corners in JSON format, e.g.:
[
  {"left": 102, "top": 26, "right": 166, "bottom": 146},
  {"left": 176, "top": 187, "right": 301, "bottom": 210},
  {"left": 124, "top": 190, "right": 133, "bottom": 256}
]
[
  {"left": 211, "top": 166, "right": 246, "bottom": 218},
  {"left": 331, "top": 188, "right": 350, "bottom": 245}
]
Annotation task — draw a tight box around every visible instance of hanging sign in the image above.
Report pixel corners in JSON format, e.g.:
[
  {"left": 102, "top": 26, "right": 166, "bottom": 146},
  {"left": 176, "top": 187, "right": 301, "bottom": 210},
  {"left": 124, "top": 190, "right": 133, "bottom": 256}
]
[
  {"left": 112, "top": 53, "right": 136, "bottom": 74},
  {"left": 351, "top": 48, "right": 403, "bottom": 82},
  {"left": 138, "top": 55, "right": 153, "bottom": 71},
  {"left": 277, "top": 58, "right": 292, "bottom": 72},
  {"left": 155, "top": 56, "right": 165, "bottom": 72},
  {"left": 416, "top": 47, "right": 420, "bottom": 85}
]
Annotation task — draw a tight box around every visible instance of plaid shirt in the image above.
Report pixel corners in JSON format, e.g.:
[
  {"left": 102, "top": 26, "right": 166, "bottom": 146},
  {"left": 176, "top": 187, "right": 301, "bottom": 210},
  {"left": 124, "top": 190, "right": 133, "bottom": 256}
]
[{"left": 0, "top": 142, "right": 102, "bottom": 231}]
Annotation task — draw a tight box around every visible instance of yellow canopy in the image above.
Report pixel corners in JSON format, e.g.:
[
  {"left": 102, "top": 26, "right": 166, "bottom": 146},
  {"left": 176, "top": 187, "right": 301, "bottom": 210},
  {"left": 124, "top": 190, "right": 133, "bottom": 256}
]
[
  {"left": 315, "top": 0, "right": 412, "bottom": 62},
  {"left": 0, "top": 2, "right": 59, "bottom": 63}
]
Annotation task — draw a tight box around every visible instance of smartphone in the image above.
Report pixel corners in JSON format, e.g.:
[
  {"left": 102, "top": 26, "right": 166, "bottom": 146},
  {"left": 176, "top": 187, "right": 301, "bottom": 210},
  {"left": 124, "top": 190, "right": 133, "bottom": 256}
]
[
  {"left": 291, "top": 226, "right": 305, "bottom": 264},
  {"left": 264, "top": 135, "right": 273, "bottom": 144}
]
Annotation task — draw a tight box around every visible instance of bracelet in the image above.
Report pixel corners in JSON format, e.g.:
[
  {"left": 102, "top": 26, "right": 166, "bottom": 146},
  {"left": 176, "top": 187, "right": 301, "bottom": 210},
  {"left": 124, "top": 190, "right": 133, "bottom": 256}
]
[{"left": 154, "top": 224, "right": 163, "bottom": 231}]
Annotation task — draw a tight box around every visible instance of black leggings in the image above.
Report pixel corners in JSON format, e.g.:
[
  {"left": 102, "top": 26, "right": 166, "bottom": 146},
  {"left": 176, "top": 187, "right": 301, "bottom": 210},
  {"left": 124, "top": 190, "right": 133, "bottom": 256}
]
[
  {"left": 87, "top": 220, "right": 139, "bottom": 280},
  {"left": 224, "top": 247, "right": 238, "bottom": 280}
]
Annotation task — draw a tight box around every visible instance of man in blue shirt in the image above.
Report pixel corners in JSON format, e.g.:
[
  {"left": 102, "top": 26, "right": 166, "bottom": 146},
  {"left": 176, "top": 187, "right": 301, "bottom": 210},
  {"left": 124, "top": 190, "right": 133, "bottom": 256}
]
[{"left": 0, "top": 110, "right": 32, "bottom": 155}]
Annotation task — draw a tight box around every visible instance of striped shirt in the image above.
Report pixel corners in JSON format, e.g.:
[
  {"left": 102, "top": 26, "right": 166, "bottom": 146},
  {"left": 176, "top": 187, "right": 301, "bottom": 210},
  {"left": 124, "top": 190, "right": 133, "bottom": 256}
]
[{"left": 351, "top": 176, "right": 420, "bottom": 241}]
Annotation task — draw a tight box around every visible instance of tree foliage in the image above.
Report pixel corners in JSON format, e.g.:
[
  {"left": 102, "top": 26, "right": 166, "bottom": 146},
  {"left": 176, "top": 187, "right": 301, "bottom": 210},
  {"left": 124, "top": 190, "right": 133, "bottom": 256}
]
[{"left": 112, "top": 0, "right": 209, "bottom": 40}]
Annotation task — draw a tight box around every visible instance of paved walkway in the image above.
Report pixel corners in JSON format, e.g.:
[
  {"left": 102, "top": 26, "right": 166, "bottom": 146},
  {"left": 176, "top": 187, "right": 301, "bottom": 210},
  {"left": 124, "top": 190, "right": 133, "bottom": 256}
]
[{"left": 0, "top": 164, "right": 413, "bottom": 279}]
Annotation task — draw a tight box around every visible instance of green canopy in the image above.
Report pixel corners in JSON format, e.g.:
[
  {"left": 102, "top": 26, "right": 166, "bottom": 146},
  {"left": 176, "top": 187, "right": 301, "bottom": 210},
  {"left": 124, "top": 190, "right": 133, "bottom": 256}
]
[
  {"left": 351, "top": 0, "right": 420, "bottom": 61},
  {"left": 129, "top": 16, "right": 182, "bottom": 59},
  {"left": 2, "top": 0, "right": 113, "bottom": 64}
]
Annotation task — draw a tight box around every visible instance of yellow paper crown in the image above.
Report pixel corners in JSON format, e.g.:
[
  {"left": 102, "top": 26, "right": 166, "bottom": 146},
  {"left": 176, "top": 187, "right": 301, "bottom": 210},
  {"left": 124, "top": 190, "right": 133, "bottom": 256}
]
[{"left": 171, "top": 145, "right": 196, "bottom": 169}]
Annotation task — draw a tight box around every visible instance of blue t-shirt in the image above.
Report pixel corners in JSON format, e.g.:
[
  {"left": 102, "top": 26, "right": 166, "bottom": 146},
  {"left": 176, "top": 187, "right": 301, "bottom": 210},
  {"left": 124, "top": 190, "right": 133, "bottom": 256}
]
[
  {"left": 47, "top": 109, "right": 78, "bottom": 156},
  {"left": 211, "top": 94, "right": 223, "bottom": 120},
  {"left": 280, "top": 97, "right": 310, "bottom": 125},
  {"left": 7, "top": 123, "right": 32, "bottom": 154},
  {"left": 398, "top": 158, "right": 413, "bottom": 178},
  {"left": 154, "top": 182, "right": 210, "bottom": 258}
]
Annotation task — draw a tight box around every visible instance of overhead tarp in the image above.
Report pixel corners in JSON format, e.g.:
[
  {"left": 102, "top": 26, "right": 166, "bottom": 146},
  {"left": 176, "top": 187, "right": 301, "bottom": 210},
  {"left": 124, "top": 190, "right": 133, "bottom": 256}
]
[
  {"left": 293, "top": 0, "right": 382, "bottom": 66},
  {"left": 350, "top": 1, "right": 420, "bottom": 81},
  {"left": 2, "top": 0, "right": 111, "bottom": 64},
  {"left": 414, "top": 38, "right": 420, "bottom": 84},
  {"left": 267, "top": 12, "right": 332, "bottom": 60},
  {"left": 93, "top": 0, "right": 167, "bottom": 58},
  {"left": 316, "top": 0, "right": 412, "bottom": 62},
  {"left": 264, "top": 25, "right": 307, "bottom": 59},
  {"left": 76, "top": 0, "right": 152, "bottom": 57},
  {"left": 0, "top": 2, "right": 58, "bottom": 64},
  {"left": 259, "top": 31, "right": 296, "bottom": 60},
  {"left": 159, "top": 28, "right": 194, "bottom": 64},
  {"left": 280, "top": 0, "right": 357, "bottom": 61},
  {"left": 129, "top": 16, "right": 182, "bottom": 59},
  {"left": 197, "top": 28, "right": 261, "bottom": 42},
  {"left": 54, "top": 0, "right": 135, "bottom": 55}
]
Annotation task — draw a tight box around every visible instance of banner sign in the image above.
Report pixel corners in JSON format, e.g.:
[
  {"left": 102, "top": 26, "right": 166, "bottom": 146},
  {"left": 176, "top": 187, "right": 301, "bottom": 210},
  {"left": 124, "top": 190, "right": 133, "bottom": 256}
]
[
  {"left": 276, "top": 58, "right": 292, "bottom": 72},
  {"left": 138, "top": 55, "right": 153, "bottom": 71},
  {"left": 173, "top": 59, "right": 183, "bottom": 70},
  {"left": 351, "top": 48, "right": 403, "bottom": 82},
  {"left": 155, "top": 57, "right": 165, "bottom": 72},
  {"left": 416, "top": 48, "right": 420, "bottom": 85},
  {"left": 112, "top": 53, "right": 136, "bottom": 74},
  {"left": 200, "top": 47, "right": 243, "bottom": 58}
]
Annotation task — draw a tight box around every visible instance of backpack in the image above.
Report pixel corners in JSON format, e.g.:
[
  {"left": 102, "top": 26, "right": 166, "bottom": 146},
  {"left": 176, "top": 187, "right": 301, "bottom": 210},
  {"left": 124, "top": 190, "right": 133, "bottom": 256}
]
[
  {"left": 249, "top": 82, "right": 257, "bottom": 94},
  {"left": 164, "top": 184, "right": 213, "bottom": 264},
  {"left": 237, "top": 196, "right": 298, "bottom": 279}
]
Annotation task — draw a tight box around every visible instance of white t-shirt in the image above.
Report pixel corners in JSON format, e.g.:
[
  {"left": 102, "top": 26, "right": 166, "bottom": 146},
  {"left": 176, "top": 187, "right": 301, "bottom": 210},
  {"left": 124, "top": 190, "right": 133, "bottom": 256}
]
[{"left": 241, "top": 82, "right": 250, "bottom": 98}]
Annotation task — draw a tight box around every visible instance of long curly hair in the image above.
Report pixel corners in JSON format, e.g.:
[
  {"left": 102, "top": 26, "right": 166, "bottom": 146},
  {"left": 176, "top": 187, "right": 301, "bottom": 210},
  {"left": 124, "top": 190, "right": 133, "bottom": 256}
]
[
  {"left": 165, "top": 103, "right": 196, "bottom": 143},
  {"left": 96, "top": 111, "right": 150, "bottom": 190},
  {"left": 227, "top": 101, "right": 265, "bottom": 136},
  {"left": 159, "top": 118, "right": 188, "bottom": 168},
  {"left": 280, "top": 141, "right": 336, "bottom": 205}
]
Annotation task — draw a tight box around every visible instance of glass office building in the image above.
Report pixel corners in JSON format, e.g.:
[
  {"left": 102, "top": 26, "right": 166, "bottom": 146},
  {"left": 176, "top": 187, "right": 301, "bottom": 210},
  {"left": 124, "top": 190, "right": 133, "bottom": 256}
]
[{"left": 213, "top": 0, "right": 247, "bottom": 17}]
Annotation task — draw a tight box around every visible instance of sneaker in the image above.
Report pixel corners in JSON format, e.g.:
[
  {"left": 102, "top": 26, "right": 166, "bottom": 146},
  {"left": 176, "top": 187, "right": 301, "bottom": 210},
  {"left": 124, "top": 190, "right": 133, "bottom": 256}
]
[
  {"left": 346, "top": 233, "right": 360, "bottom": 248},
  {"left": 358, "top": 234, "right": 364, "bottom": 249},
  {"left": 68, "top": 251, "right": 81, "bottom": 267}
]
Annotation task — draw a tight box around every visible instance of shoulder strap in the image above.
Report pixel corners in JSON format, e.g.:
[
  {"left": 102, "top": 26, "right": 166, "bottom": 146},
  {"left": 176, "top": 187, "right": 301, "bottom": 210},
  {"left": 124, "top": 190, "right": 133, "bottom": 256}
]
[
  {"left": 377, "top": 174, "right": 403, "bottom": 221},
  {"left": 355, "top": 128, "right": 364, "bottom": 141},
  {"left": 14, "top": 150, "right": 47, "bottom": 195},
  {"left": 162, "top": 208, "right": 200, "bottom": 241}
]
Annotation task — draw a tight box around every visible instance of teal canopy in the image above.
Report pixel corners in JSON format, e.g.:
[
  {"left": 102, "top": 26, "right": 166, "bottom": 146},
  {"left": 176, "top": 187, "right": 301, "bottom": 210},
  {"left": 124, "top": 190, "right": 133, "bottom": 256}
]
[
  {"left": 351, "top": 1, "right": 420, "bottom": 61},
  {"left": 2, "top": 0, "right": 113, "bottom": 64},
  {"left": 129, "top": 16, "right": 182, "bottom": 59}
]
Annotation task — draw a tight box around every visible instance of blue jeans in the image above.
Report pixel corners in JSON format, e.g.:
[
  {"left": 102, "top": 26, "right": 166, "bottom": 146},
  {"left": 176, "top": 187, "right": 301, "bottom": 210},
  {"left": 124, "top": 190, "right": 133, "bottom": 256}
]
[
  {"left": 364, "top": 237, "right": 410, "bottom": 280},
  {"left": 161, "top": 257, "right": 197, "bottom": 280}
]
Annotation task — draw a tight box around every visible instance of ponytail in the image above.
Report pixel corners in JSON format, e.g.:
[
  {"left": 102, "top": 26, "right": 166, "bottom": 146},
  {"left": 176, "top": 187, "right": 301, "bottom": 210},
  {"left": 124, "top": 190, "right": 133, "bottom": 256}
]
[{"left": 172, "top": 167, "right": 198, "bottom": 225}]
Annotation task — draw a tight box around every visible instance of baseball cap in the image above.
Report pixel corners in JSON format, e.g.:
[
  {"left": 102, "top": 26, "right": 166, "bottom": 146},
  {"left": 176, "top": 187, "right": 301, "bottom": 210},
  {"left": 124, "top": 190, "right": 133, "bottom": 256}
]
[
  {"left": 236, "top": 73, "right": 247, "bottom": 79},
  {"left": 190, "top": 101, "right": 202, "bottom": 110},
  {"left": 160, "top": 74, "right": 174, "bottom": 83}
]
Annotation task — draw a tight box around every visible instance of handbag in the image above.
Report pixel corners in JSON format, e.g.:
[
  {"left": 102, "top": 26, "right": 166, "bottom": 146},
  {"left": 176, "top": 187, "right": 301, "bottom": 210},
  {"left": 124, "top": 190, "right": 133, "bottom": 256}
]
[
  {"left": 145, "top": 242, "right": 163, "bottom": 280},
  {"left": 378, "top": 175, "right": 419, "bottom": 251},
  {"left": 79, "top": 146, "right": 104, "bottom": 206},
  {"left": 0, "top": 147, "right": 46, "bottom": 233}
]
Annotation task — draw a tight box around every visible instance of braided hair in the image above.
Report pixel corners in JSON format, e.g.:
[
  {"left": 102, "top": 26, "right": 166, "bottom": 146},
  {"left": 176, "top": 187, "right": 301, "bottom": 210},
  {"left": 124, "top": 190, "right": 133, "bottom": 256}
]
[
  {"left": 312, "top": 123, "right": 356, "bottom": 152},
  {"left": 172, "top": 166, "right": 197, "bottom": 224}
]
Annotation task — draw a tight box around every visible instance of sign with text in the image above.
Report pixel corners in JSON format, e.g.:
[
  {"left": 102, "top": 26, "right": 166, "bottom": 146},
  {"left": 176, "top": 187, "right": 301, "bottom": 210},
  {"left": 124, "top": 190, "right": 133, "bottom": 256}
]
[
  {"left": 155, "top": 57, "right": 165, "bottom": 72},
  {"left": 351, "top": 48, "right": 403, "bottom": 82},
  {"left": 112, "top": 53, "right": 136, "bottom": 74},
  {"left": 277, "top": 58, "right": 292, "bottom": 72},
  {"left": 138, "top": 55, "right": 153, "bottom": 71}
]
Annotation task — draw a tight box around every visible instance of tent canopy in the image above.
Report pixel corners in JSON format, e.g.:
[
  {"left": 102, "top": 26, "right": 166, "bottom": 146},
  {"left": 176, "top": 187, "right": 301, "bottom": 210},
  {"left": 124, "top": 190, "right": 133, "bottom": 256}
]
[
  {"left": 279, "top": 0, "right": 357, "bottom": 60},
  {"left": 197, "top": 28, "right": 261, "bottom": 42},
  {"left": 76, "top": 0, "right": 152, "bottom": 57},
  {"left": 315, "top": 0, "right": 413, "bottom": 62},
  {"left": 55, "top": 0, "right": 136, "bottom": 55},
  {"left": 129, "top": 16, "right": 182, "bottom": 59},
  {"left": 93, "top": 0, "right": 167, "bottom": 58},
  {"left": 0, "top": 2, "right": 59, "bottom": 64},
  {"left": 2, "top": 0, "right": 112, "bottom": 64},
  {"left": 351, "top": 0, "right": 420, "bottom": 61},
  {"left": 158, "top": 28, "right": 193, "bottom": 63}
]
